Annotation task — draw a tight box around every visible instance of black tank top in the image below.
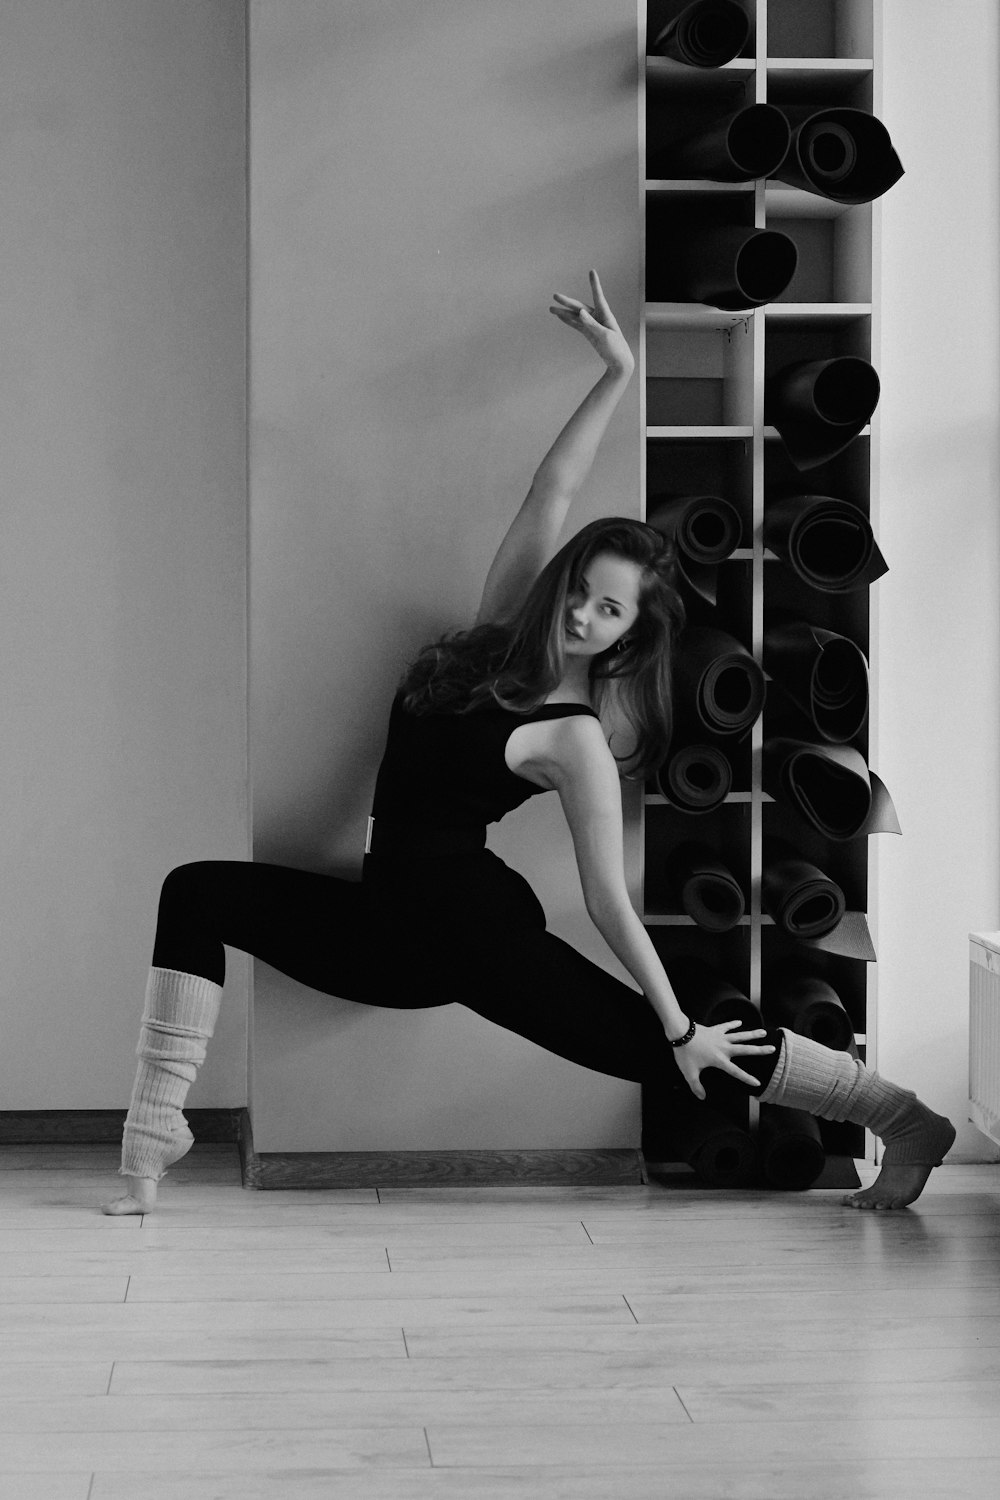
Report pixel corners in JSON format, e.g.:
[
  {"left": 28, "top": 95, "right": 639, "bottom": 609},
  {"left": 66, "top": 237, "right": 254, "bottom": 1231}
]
[{"left": 370, "top": 693, "right": 599, "bottom": 832}]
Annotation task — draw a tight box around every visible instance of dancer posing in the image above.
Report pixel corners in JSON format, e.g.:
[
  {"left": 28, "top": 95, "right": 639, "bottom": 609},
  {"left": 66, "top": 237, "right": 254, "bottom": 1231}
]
[{"left": 103, "top": 272, "right": 954, "bottom": 1216}]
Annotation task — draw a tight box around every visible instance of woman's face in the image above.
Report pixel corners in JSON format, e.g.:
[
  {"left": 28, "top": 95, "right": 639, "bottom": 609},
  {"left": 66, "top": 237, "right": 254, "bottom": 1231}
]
[{"left": 563, "top": 551, "right": 642, "bottom": 658}]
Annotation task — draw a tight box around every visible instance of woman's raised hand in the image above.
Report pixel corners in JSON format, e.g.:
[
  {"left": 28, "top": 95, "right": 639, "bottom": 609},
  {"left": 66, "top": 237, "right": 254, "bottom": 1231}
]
[
  {"left": 672, "top": 1021, "right": 776, "bottom": 1101},
  {"left": 550, "top": 270, "right": 635, "bottom": 378}
]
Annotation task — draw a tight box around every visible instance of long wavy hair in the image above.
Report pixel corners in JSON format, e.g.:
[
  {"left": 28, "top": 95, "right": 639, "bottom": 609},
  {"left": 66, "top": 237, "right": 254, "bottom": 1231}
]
[{"left": 399, "top": 518, "right": 685, "bottom": 780}]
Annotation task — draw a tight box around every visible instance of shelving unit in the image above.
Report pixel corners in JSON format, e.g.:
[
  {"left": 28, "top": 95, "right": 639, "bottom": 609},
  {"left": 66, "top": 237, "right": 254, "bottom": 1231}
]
[{"left": 640, "top": 0, "right": 885, "bottom": 1175}]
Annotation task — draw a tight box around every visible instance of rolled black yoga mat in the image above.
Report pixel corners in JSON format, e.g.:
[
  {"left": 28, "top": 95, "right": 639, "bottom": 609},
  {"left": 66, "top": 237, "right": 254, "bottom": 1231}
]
[
  {"left": 764, "top": 618, "right": 869, "bottom": 744},
  {"left": 647, "top": 227, "right": 798, "bottom": 311},
  {"left": 648, "top": 494, "right": 742, "bottom": 605},
  {"left": 757, "top": 1104, "right": 827, "bottom": 1191},
  {"left": 650, "top": 0, "right": 751, "bottom": 68},
  {"left": 657, "top": 742, "right": 733, "bottom": 813},
  {"left": 763, "top": 972, "right": 854, "bottom": 1051},
  {"left": 668, "top": 844, "right": 746, "bottom": 931},
  {"left": 673, "top": 626, "right": 766, "bottom": 739},
  {"left": 666, "top": 956, "right": 761, "bottom": 1032},
  {"left": 661, "top": 103, "right": 791, "bottom": 182},
  {"left": 664, "top": 1094, "right": 759, "bottom": 1187},
  {"left": 764, "top": 494, "right": 888, "bottom": 593},
  {"left": 761, "top": 847, "right": 874, "bottom": 961},
  {"left": 772, "top": 106, "right": 904, "bottom": 205},
  {"left": 764, "top": 738, "right": 900, "bottom": 843},
  {"left": 766, "top": 358, "right": 880, "bottom": 471}
]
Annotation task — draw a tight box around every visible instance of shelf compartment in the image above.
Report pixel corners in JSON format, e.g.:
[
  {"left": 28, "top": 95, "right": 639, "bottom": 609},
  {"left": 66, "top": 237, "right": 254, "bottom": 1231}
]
[
  {"left": 765, "top": 183, "right": 856, "bottom": 220},
  {"left": 762, "top": 562, "right": 871, "bottom": 667},
  {"left": 648, "top": 315, "right": 755, "bottom": 426},
  {"left": 646, "top": 188, "right": 757, "bottom": 307},
  {"left": 765, "top": 65, "right": 873, "bottom": 111},
  {"left": 766, "top": 0, "right": 874, "bottom": 63},
  {"left": 762, "top": 797, "right": 870, "bottom": 912},
  {"left": 764, "top": 204, "right": 872, "bottom": 302},
  {"left": 646, "top": 434, "right": 753, "bottom": 539},
  {"left": 765, "top": 431, "right": 871, "bottom": 509},
  {"left": 645, "top": 800, "right": 752, "bottom": 920},
  {"left": 647, "top": 921, "right": 752, "bottom": 994},
  {"left": 675, "top": 552, "right": 755, "bottom": 637},
  {"left": 764, "top": 313, "right": 872, "bottom": 373},
  {"left": 650, "top": 721, "right": 754, "bottom": 808},
  {"left": 646, "top": 66, "right": 759, "bottom": 179}
]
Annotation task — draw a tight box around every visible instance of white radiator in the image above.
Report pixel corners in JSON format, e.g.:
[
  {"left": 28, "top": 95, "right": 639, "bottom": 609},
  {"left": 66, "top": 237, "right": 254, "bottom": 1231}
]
[{"left": 969, "top": 931, "right": 1000, "bottom": 1146}]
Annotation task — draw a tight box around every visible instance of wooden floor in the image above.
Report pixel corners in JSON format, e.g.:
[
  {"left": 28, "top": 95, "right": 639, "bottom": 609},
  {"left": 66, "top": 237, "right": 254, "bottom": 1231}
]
[{"left": 0, "top": 1148, "right": 998, "bottom": 1499}]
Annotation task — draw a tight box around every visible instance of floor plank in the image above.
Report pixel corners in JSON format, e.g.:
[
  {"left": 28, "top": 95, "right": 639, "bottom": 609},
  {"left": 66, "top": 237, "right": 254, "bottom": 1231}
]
[
  {"left": 0, "top": 1478, "right": 91, "bottom": 1500},
  {"left": 425, "top": 1414, "right": 1000, "bottom": 1466},
  {"left": 85, "top": 1458, "right": 1000, "bottom": 1500},
  {"left": 677, "top": 1376, "right": 1000, "bottom": 1422},
  {"left": 113, "top": 1258, "right": 1000, "bottom": 1303},
  {"left": 0, "top": 1363, "right": 112, "bottom": 1398},
  {"left": 0, "top": 1386, "right": 689, "bottom": 1432},
  {"left": 0, "top": 1277, "right": 128, "bottom": 1304},
  {"left": 108, "top": 1343, "right": 1000, "bottom": 1395},
  {"left": 403, "top": 1313, "right": 1000, "bottom": 1358},
  {"left": 626, "top": 1284, "right": 1000, "bottom": 1322},
  {"left": 1, "top": 1331, "right": 409, "bottom": 1365},
  {"left": 0, "top": 1293, "right": 636, "bottom": 1333},
  {"left": 0, "top": 1426, "right": 428, "bottom": 1473}
]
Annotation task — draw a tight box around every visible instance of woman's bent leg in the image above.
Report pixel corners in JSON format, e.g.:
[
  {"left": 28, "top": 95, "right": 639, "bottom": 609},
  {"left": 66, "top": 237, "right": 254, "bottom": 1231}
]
[
  {"left": 150, "top": 860, "right": 369, "bottom": 998},
  {"left": 104, "top": 861, "right": 369, "bottom": 1215}
]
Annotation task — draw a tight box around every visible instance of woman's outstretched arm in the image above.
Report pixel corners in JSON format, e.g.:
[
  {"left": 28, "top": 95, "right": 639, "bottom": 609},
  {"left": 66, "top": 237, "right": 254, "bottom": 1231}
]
[
  {"left": 533, "top": 716, "right": 775, "bottom": 1099},
  {"left": 475, "top": 270, "right": 635, "bottom": 626}
]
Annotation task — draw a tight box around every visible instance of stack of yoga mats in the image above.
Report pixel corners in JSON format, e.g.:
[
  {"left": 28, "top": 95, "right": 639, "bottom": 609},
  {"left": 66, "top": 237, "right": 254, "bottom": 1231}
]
[{"left": 642, "top": 0, "right": 898, "bottom": 1189}]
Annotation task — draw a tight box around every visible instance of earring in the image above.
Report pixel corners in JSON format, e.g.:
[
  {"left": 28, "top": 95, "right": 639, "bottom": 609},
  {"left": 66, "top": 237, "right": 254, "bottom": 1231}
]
[{"left": 616, "top": 637, "right": 630, "bottom": 654}]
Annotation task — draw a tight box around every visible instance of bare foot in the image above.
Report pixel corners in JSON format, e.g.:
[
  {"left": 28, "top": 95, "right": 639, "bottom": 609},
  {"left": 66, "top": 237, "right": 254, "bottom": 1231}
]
[
  {"left": 842, "top": 1162, "right": 938, "bottom": 1210},
  {"left": 101, "top": 1176, "right": 158, "bottom": 1216}
]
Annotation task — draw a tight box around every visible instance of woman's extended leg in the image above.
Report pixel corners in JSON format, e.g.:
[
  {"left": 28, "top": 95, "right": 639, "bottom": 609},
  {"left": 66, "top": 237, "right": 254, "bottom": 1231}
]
[
  {"left": 758, "top": 1028, "right": 956, "bottom": 1209},
  {"left": 444, "top": 862, "right": 952, "bottom": 1207},
  {"left": 103, "top": 860, "right": 369, "bottom": 1215}
]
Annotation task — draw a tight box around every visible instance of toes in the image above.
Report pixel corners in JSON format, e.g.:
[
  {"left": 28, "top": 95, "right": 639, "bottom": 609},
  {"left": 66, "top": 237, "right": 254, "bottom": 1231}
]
[{"left": 842, "top": 1191, "right": 906, "bottom": 1211}]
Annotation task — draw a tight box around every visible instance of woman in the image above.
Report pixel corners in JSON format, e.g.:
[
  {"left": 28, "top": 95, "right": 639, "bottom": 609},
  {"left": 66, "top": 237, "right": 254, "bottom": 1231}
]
[{"left": 103, "top": 272, "right": 954, "bottom": 1217}]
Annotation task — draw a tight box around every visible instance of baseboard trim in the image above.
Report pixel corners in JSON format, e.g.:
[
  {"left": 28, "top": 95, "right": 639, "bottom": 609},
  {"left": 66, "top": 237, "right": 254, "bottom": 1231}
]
[
  {"left": 245, "top": 1147, "right": 647, "bottom": 1190},
  {"left": 0, "top": 1109, "right": 246, "bottom": 1146}
]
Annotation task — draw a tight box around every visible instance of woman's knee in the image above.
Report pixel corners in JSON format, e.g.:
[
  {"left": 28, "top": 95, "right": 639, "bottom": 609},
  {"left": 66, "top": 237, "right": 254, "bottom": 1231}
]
[{"left": 157, "top": 861, "right": 225, "bottom": 921}]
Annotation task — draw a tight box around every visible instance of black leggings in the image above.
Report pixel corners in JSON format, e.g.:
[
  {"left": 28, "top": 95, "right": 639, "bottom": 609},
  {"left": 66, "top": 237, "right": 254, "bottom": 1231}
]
[{"left": 151, "top": 857, "right": 783, "bottom": 1096}]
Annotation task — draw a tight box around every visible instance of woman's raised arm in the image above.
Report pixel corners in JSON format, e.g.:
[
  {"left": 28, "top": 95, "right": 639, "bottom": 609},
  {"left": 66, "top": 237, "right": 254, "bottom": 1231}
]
[{"left": 475, "top": 271, "right": 635, "bottom": 626}]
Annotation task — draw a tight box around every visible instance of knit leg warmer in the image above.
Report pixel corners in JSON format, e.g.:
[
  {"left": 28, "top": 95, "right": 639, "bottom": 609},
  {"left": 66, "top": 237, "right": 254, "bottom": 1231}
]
[
  {"left": 120, "top": 968, "right": 223, "bottom": 1181},
  {"left": 760, "top": 1028, "right": 955, "bottom": 1165}
]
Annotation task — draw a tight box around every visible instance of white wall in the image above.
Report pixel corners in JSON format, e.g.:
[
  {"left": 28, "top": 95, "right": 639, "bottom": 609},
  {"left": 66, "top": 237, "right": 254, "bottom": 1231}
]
[
  {"left": 248, "top": 0, "right": 643, "bottom": 1150},
  {"left": 876, "top": 0, "right": 1000, "bottom": 1158},
  {"left": 0, "top": 1, "right": 249, "bottom": 1108}
]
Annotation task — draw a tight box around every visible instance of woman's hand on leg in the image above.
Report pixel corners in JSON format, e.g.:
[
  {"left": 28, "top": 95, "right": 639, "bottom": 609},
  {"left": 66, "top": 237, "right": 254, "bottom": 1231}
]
[{"left": 674, "top": 1022, "right": 776, "bottom": 1100}]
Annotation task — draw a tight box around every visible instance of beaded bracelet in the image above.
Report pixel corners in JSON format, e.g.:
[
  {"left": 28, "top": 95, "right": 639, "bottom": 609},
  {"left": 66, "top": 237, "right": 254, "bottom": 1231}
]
[{"left": 669, "top": 1019, "right": 697, "bottom": 1048}]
